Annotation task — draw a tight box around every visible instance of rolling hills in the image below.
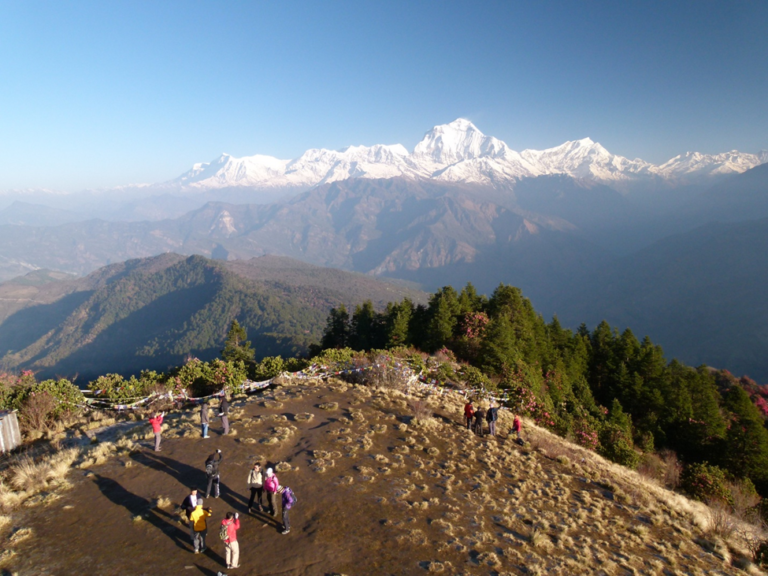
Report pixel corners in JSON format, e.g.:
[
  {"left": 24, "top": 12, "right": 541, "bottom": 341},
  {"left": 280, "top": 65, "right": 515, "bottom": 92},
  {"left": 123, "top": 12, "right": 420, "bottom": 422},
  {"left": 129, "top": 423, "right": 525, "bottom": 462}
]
[{"left": 0, "top": 254, "right": 427, "bottom": 381}]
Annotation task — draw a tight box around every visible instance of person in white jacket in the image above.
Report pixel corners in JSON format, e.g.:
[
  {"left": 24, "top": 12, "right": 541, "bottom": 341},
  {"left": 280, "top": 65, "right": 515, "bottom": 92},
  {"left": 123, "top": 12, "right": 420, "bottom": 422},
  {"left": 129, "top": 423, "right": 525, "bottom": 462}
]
[{"left": 247, "top": 462, "right": 265, "bottom": 512}]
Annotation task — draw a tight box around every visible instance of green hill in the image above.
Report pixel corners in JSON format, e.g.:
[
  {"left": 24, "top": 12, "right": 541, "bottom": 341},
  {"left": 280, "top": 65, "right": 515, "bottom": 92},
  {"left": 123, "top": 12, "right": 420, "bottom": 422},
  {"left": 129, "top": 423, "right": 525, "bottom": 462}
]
[{"left": 0, "top": 254, "right": 427, "bottom": 381}]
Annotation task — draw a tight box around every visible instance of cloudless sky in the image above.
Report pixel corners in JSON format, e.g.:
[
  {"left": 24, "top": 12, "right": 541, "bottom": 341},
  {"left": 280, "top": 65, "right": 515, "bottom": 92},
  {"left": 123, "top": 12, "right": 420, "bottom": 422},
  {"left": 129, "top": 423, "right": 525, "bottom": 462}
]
[{"left": 1, "top": 0, "right": 766, "bottom": 191}]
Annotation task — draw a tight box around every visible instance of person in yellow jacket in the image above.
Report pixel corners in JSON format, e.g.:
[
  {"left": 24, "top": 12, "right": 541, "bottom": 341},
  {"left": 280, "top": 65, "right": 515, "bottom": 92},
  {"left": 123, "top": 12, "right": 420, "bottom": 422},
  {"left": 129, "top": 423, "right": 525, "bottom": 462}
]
[{"left": 190, "top": 500, "right": 212, "bottom": 554}]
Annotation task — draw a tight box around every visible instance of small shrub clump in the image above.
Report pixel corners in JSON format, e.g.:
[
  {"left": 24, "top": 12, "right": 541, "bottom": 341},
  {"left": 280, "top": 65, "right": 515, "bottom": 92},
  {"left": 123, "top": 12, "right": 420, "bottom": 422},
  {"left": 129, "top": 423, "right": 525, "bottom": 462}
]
[{"left": 680, "top": 462, "right": 733, "bottom": 504}]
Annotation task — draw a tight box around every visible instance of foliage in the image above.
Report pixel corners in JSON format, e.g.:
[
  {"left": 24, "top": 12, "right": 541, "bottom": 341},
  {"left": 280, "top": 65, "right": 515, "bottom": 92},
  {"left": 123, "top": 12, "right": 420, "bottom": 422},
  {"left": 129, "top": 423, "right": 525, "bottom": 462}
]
[
  {"left": 169, "top": 357, "right": 247, "bottom": 397},
  {"left": 221, "top": 319, "right": 255, "bottom": 364},
  {"left": 680, "top": 462, "right": 733, "bottom": 504}
]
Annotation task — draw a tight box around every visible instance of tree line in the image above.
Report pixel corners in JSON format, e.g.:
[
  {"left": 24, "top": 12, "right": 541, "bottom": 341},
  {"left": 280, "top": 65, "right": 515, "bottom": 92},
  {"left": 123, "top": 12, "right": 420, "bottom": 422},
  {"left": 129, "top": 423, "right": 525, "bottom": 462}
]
[{"left": 316, "top": 283, "right": 768, "bottom": 496}]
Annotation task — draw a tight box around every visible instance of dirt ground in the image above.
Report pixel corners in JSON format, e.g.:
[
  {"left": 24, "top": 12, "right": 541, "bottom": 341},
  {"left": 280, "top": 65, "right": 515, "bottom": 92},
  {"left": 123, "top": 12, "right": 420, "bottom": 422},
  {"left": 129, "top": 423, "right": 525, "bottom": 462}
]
[{"left": 0, "top": 379, "right": 751, "bottom": 576}]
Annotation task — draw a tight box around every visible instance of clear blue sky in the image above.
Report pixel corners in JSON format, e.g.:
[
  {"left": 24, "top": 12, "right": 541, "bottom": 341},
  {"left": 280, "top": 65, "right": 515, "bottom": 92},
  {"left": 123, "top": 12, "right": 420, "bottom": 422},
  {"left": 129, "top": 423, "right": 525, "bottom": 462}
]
[{"left": 1, "top": 0, "right": 766, "bottom": 191}]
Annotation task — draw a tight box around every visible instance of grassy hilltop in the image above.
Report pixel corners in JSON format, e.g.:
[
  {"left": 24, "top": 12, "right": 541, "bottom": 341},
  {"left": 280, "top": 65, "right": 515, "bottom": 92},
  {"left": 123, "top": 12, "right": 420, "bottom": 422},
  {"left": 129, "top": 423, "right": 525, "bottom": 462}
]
[{"left": 0, "top": 375, "right": 763, "bottom": 575}]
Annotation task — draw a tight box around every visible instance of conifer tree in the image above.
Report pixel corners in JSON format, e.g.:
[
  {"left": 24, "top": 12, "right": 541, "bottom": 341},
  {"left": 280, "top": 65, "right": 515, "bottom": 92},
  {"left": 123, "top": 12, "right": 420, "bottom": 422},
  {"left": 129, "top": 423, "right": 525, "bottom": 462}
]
[
  {"left": 221, "top": 319, "right": 255, "bottom": 364},
  {"left": 320, "top": 304, "right": 350, "bottom": 349}
]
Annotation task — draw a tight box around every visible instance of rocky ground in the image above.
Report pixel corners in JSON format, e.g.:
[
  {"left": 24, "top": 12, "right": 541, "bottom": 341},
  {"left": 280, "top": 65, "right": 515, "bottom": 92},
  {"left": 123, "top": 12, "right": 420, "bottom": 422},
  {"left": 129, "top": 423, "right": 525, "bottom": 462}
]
[{"left": 0, "top": 378, "right": 761, "bottom": 575}]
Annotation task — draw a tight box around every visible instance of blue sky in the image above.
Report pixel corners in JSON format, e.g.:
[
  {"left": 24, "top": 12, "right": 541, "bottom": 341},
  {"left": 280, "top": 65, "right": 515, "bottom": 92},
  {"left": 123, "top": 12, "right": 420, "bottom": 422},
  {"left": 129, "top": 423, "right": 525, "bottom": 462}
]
[{"left": 1, "top": 0, "right": 766, "bottom": 191}]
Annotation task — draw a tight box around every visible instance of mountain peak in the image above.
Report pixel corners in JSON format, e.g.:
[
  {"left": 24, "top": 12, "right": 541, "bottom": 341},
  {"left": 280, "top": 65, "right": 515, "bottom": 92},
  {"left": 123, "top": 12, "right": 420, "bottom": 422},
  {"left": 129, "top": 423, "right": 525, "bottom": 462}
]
[{"left": 413, "top": 118, "right": 507, "bottom": 165}]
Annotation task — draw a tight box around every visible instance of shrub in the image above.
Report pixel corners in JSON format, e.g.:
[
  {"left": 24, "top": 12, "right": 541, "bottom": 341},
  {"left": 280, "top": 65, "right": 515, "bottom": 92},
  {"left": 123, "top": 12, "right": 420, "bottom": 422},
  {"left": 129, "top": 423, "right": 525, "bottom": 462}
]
[
  {"left": 680, "top": 462, "right": 733, "bottom": 504},
  {"left": 598, "top": 423, "right": 640, "bottom": 469}
]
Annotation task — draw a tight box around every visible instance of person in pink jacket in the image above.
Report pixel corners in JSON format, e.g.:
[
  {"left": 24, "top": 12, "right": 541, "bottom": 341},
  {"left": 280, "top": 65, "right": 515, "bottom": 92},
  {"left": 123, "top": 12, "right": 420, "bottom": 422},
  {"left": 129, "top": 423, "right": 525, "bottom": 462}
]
[
  {"left": 221, "top": 511, "right": 240, "bottom": 569},
  {"left": 148, "top": 411, "right": 165, "bottom": 452},
  {"left": 264, "top": 468, "right": 280, "bottom": 516}
]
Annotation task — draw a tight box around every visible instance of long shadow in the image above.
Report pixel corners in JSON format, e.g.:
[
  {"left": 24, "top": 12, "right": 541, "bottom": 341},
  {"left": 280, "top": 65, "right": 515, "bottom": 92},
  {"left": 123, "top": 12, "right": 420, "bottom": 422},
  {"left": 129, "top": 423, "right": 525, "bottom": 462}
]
[
  {"left": 130, "top": 450, "right": 249, "bottom": 512},
  {"left": 91, "top": 473, "right": 191, "bottom": 552}
]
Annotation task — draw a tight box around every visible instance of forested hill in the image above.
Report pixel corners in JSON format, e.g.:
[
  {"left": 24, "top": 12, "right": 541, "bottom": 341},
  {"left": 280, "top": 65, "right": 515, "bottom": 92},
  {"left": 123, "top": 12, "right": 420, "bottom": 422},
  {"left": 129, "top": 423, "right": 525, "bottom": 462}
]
[
  {"left": 0, "top": 254, "right": 427, "bottom": 380},
  {"left": 318, "top": 283, "right": 768, "bottom": 495}
]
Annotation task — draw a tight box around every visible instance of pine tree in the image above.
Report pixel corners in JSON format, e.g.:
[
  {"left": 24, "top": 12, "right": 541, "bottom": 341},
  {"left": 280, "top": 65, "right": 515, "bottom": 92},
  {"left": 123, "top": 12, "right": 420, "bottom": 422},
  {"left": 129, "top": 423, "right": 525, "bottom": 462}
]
[
  {"left": 221, "top": 319, "right": 255, "bottom": 364},
  {"left": 320, "top": 304, "right": 350, "bottom": 349}
]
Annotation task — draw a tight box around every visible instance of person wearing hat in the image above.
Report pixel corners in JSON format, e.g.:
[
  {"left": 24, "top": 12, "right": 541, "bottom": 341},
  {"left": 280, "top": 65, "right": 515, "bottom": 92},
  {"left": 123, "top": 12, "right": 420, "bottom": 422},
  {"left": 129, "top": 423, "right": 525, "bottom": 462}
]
[{"left": 264, "top": 467, "right": 280, "bottom": 516}]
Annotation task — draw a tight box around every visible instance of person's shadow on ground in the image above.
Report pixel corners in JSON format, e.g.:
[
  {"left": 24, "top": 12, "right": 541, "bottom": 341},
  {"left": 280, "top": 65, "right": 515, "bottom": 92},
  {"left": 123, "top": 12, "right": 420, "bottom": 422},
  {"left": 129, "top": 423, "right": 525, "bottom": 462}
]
[
  {"left": 130, "top": 451, "right": 249, "bottom": 512},
  {"left": 91, "top": 473, "right": 191, "bottom": 552}
]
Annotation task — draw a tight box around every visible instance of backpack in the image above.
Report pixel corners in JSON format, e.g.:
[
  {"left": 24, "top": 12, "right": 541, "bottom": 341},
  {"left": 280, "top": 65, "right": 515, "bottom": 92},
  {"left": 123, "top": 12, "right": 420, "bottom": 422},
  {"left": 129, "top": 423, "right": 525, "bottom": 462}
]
[
  {"left": 290, "top": 489, "right": 297, "bottom": 505},
  {"left": 219, "top": 520, "right": 230, "bottom": 541},
  {"left": 205, "top": 460, "right": 214, "bottom": 476}
]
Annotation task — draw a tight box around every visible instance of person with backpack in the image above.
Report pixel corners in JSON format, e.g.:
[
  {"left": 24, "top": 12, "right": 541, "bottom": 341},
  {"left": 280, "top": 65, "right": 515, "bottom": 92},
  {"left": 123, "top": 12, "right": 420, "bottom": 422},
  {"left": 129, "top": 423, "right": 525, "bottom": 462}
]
[
  {"left": 486, "top": 403, "right": 499, "bottom": 436},
  {"left": 205, "top": 449, "right": 223, "bottom": 498},
  {"left": 220, "top": 511, "right": 240, "bottom": 569},
  {"left": 474, "top": 405, "right": 486, "bottom": 436},
  {"left": 264, "top": 467, "right": 280, "bottom": 516},
  {"left": 247, "top": 462, "right": 265, "bottom": 513},
  {"left": 279, "top": 485, "right": 296, "bottom": 535},
  {"left": 148, "top": 411, "right": 165, "bottom": 452},
  {"left": 181, "top": 488, "right": 199, "bottom": 540},
  {"left": 219, "top": 395, "right": 230, "bottom": 435},
  {"left": 190, "top": 499, "right": 212, "bottom": 554},
  {"left": 201, "top": 401, "right": 210, "bottom": 439},
  {"left": 464, "top": 400, "right": 475, "bottom": 430}
]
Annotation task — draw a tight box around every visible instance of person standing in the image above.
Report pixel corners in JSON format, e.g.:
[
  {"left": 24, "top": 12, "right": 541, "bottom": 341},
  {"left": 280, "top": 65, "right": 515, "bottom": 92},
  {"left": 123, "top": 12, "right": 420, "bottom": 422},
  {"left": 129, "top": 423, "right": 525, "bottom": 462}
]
[
  {"left": 247, "top": 462, "right": 264, "bottom": 513},
  {"left": 221, "top": 511, "right": 240, "bottom": 569},
  {"left": 512, "top": 414, "right": 523, "bottom": 441},
  {"left": 264, "top": 468, "right": 280, "bottom": 516},
  {"left": 148, "top": 411, "right": 165, "bottom": 452},
  {"left": 205, "top": 449, "right": 223, "bottom": 498},
  {"left": 181, "top": 488, "right": 199, "bottom": 541},
  {"left": 474, "top": 405, "right": 486, "bottom": 436},
  {"left": 219, "top": 395, "right": 230, "bottom": 435},
  {"left": 464, "top": 400, "right": 475, "bottom": 430},
  {"left": 280, "top": 486, "right": 295, "bottom": 535},
  {"left": 190, "top": 500, "right": 212, "bottom": 554},
  {"left": 486, "top": 403, "right": 498, "bottom": 437},
  {"left": 201, "top": 401, "right": 210, "bottom": 439}
]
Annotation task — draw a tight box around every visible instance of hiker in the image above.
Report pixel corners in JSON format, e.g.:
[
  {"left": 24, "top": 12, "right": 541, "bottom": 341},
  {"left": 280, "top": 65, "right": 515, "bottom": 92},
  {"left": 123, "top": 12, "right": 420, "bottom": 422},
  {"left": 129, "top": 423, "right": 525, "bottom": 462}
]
[
  {"left": 512, "top": 414, "right": 523, "bottom": 441},
  {"left": 148, "top": 411, "right": 165, "bottom": 451},
  {"left": 486, "top": 403, "right": 499, "bottom": 436},
  {"left": 264, "top": 467, "right": 280, "bottom": 516},
  {"left": 181, "top": 488, "right": 199, "bottom": 540},
  {"left": 219, "top": 395, "right": 230, "bottom": 435},
  {"left": 464, "top": 400, "right": 475, "bottom": 430},
  {"left": 279, "top": 485, "right": 296, "bottom": 535},
  {"left": 220, "top": 511, "right": 240, "bottom": 569},
  {"left": 205, "top": 449, "right": 223, "bottom": 498},
  {"left": 190, "top": 499, "right": 212, "bottom": 554},
  {"left": 247, "top": 462, "right": 265, "bottom": 513},
  {"left": 201, "top": 401, "right": 210, "bottom": 439},
  {"left": 474, "top": 405, "right": 486, "bottom": 436}
]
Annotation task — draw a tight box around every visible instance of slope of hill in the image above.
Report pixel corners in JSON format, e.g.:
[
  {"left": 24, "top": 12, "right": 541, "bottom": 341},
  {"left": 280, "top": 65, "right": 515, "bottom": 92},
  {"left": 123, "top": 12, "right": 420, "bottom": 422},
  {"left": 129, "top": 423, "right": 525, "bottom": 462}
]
[
  {"left": 0, "top": 254, "right": 427, "bottom": 380},
  {"left": 0, "top": 380, "right": 755, "bottom": 574},
  {"left": 553, "top": 217, "right": 768, "bottom": 381}
]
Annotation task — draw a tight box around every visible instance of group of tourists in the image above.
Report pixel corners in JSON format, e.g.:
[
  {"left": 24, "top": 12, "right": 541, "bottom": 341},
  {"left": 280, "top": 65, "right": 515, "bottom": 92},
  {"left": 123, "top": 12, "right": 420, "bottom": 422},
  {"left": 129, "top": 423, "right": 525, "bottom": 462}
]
[
  {"left": 180, "top": 452, "right": 297, "bottom": 570},
  {"left": 145, "top": 395, "right": 296, "bottom": 572},
  {"left": 463, "top": 399, "right": 523, "bottom": 440}
]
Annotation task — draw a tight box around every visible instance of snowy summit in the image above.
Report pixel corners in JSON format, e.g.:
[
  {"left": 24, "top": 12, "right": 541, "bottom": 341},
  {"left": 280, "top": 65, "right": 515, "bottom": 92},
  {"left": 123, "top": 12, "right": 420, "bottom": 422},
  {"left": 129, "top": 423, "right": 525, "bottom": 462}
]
[{"left": 165, "top": 119, "right": 768, "bottom": 192}]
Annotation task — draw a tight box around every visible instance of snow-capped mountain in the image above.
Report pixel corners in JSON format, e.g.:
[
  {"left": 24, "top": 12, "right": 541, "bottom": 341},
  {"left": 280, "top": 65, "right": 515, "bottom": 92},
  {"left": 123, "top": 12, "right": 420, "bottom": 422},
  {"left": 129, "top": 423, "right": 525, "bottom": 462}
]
[{"left": 165, "top": 119, "right": 767, "bottom": 192}]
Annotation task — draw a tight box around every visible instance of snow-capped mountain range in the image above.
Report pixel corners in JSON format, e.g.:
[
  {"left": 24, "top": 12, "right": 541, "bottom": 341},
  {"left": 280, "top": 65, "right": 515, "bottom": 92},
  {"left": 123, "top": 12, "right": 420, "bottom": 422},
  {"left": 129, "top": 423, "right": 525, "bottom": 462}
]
[{"left": 169, "top": 119, "right": 768, "bottom": 191}]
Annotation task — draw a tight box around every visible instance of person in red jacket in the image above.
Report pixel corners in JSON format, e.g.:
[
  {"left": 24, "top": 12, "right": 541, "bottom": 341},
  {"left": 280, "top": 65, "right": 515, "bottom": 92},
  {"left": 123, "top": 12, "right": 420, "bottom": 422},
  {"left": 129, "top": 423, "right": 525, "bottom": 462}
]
[
  {"left": 512, "top": 414, "right": 523, "bottom": 441},
  {"left": 464, "top": 400, "right": 475, "bottom": 430},
  {"left": 148, "top": 411, "right": 165, "bottom": 452},
  {"left": 221, "top": 511, "right": 240, "bottom": 569}
]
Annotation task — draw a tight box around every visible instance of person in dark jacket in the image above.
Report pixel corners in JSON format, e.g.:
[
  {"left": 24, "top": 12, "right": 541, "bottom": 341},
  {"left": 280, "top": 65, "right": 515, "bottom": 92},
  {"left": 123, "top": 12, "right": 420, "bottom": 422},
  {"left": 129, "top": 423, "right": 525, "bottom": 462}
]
[
  {"left": 464, "top": 400, "right": 475, "bottom": 429},
  {"left": 181, "top": 488, "right": 199, "bottom": 540},
  {"left": 205, "top": 449, "right": 223, "bottom": 498},
  {"left": 219, "top": 395, "right": 230, "bottom": 435},
  {"left": 474, "top": 406, "right": 486, "bottom": 436},
  {"left": 486, "top": 403, "right": 499, "bottom": 436},
  {"left": 201, "top": 401, "right": 210, "bottom": 439}
]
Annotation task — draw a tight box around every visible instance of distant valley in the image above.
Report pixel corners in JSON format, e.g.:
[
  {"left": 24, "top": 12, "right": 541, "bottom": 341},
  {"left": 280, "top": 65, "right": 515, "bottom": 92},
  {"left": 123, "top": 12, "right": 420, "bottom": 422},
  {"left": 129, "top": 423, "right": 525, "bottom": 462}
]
[{"left": 0, "top": 120, "right": 767, "bottom": 381}]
